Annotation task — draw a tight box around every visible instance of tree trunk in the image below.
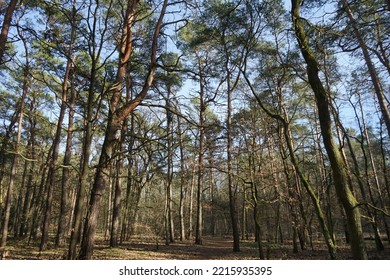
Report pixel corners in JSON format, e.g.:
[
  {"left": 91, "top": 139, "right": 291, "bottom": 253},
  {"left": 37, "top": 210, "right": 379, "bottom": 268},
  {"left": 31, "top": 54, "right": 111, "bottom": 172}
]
[
  {"left": 340, "top": 0, "right": 390, "bottom": 139},
  {"left": 78, "top": 0, "right": 167, "bottom": 259},
  {"left": 0, "top": 0, "right": 18, "bottom": 64},
  {"left": 28, "top": 144, "right": 52, "bottom": 244},
  {"left": 178, "top": 115, "right": 186, "bottom": 241},
  {"left": 165, "top": 90, "right": 175, "bottom": 244},
  {"left": 242, "top": 69, "right": 337, "bottom": 259},
  {"left": 195, "top": 62, "right": 205, "bottom": 245},
  {"left": 188, "top": 165, "right": 196, "bottom": 239},
  {"left": 110, "top": 149, "right": 123, "bottom": 247},
  {"left": 55, "top": 0, "right": 77, "bottom": 249},
  {"left": 18, "top": 111, "right": 37, "bottom": 237},
  {"left": 345, "top": 94, "right": 385, "bottom": 251},
  {"left": 1, "top": 38, "right": 29, "bottom": 248},
  {"left": 39, "top": 40, "right": 73, "bottom": 253},
  {"left": 291, "top": 0, "right": 367, "bottom": 259},
  {"left": 227, "top": 70, "right": 240, "bottom": 252}
]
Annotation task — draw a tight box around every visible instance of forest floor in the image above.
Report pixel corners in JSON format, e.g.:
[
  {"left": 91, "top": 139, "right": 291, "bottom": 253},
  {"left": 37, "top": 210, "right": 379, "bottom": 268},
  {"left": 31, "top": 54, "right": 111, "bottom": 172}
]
[{"left": 2, "top": 235, "right": 390, "bottom": 260}]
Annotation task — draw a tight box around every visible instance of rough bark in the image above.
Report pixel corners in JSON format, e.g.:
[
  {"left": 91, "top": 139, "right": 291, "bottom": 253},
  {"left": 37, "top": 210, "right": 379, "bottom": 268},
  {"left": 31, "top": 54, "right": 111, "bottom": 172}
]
[{"left": 110, "top": 140, "right": 124, "bottom": 247}]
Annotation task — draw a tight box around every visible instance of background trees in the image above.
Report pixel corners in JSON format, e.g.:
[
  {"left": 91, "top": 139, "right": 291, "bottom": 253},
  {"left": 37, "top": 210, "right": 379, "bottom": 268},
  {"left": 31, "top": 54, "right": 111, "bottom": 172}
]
[{"left": 0, "top": 0, "right": 389, "bottom": 260}]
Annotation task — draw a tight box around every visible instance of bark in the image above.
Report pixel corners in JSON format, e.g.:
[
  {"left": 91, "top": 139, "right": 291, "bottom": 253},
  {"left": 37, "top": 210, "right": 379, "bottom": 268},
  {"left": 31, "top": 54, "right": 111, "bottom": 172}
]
[
  {"left": 207, "top": 141, "right": 217, "bottom": 236},
  {"left": 226, "top": 64, "right": 240, "bottom": 253},
  {"left": 195, "top": 62, "right": 205, "bottom": 245},
  {"left": 178, "top": 115, "right": 186, "bottom": 241},
  {"left": 188, "top": 165, "right": 196, "bottom": 239},
  {"left": 291, "top": 0, "right": 367, "bottom": 259},
  {"left": 120, "top": 114, "right": 135, "bottom": 243},
  {"left": 110, "top": 119, "right": 127, "bottom": 247},
  {"left": 0, "top": 0, "right": 18, "bottom": 64},
  {"left": 165, "top": 90, "right": 175, "bottom": 244}
]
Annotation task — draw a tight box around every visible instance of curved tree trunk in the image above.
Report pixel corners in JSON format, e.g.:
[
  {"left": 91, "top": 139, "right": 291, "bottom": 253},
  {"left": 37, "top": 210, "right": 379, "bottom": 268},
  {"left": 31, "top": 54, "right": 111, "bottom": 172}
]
[
  {"left": 291, "top": 0, "right": 367, "bottom": 259},
  {"left": 78, "top": 0, "right": 167, "bottom": 259},
  {"left": 242, "top": 69, "right": 337, "bottom": 259}
]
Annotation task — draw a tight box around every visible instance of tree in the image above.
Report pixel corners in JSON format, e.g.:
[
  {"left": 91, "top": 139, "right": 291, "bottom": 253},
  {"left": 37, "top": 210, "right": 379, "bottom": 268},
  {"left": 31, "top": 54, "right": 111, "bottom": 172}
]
[
  {"left": 0, "top": 0, "right": 19, "bottom": 64},
  {"left": 67, "top": 0, "right": 116, "bottom": 259},
  {"left": 291, "top": 0, "right": 367, "bottom": 259},
  {"left": 338, "top": 0, "right": 390, "bottom": 140},
  {"left": 78, "top": 0, "right": 168, "bottom": 259},
  {"left": 0, "top": 21, "right": 30, "bottom": 248}
]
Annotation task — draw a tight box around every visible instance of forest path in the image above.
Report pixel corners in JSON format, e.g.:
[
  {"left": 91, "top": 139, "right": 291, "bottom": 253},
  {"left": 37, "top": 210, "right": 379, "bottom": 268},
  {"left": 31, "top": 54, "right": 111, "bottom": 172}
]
[{"left": 93, "top": 237, "right": 254, "bottom": 260}]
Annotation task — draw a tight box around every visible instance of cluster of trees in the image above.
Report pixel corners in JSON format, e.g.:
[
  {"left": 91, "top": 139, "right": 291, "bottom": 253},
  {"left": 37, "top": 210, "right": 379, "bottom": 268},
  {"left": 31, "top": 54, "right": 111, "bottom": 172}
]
[{"left": 0, "top": 0, "right": 389, "bottom": 260}]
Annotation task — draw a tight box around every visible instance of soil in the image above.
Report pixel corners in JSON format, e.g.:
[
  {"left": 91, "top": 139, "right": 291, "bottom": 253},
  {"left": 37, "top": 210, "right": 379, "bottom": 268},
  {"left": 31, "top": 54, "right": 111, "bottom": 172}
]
[{"left": 1, "top": 235, "right": 390, "bottom": 260}]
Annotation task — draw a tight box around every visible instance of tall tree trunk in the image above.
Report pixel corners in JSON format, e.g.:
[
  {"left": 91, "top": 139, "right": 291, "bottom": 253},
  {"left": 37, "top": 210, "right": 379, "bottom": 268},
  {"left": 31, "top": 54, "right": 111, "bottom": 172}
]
[
  {"left": 0, "top": 117, "right": 18, "bottom": 209},
  {"left": 28, "top": 143, "right": 52, "bottom": 244},
  {"left": 110, "top": 142, "right": 124, "bottom": 247},
  {"left": 1, "top": 32, "right": 29, "bottom": 248},
  {"left": 55, "top": 65, "right": 75, "bottom": 247},
  {"left": 188, "top": 164, "right": 196, "bottom": 239},
  {"left": 291, "top": 0, "right": 367, "bottom": 259},
  {"left": 195, "top": 60, "right": 205, "bottom": 245},
  {"left": 178, "top": 115, "right": 186, "bottom": 241},
  {"left": 55, "top": 1, "right": 77, "bottom": 249},
  {"left": 165, "top": 89, "right": 175, "bottom": 244},
  {"left": 226, "top": 70, "right": 240, "bottom": 252},
  {"left": 379, "top": 119, "right": 390, "bottom": 243},
  {"left": 18, "top": 107, "right": 37, "bottom": 237},
  {"left": 39, "top": 36, "right": 74, "bottom": 253},
  {"left": 120, "top": 112, "right": 135, "bottom": 243},
  {"left": 345, "top": 94, "right": 385, "bottom": 251},
  {"left": 67, "top": 0, "right": 105, "bottom": 259},
  {"left": 67, "top": 51, "right": 97, "bottom": 260},
  {"left": 340, "top": 0, "right": 390, "bottom": 139},
  {"left": 79, "top": 0, "right": 167, "bottom": 259},
  {"left": 0, "top": 0, "right": 18, "bottom": 64}
]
